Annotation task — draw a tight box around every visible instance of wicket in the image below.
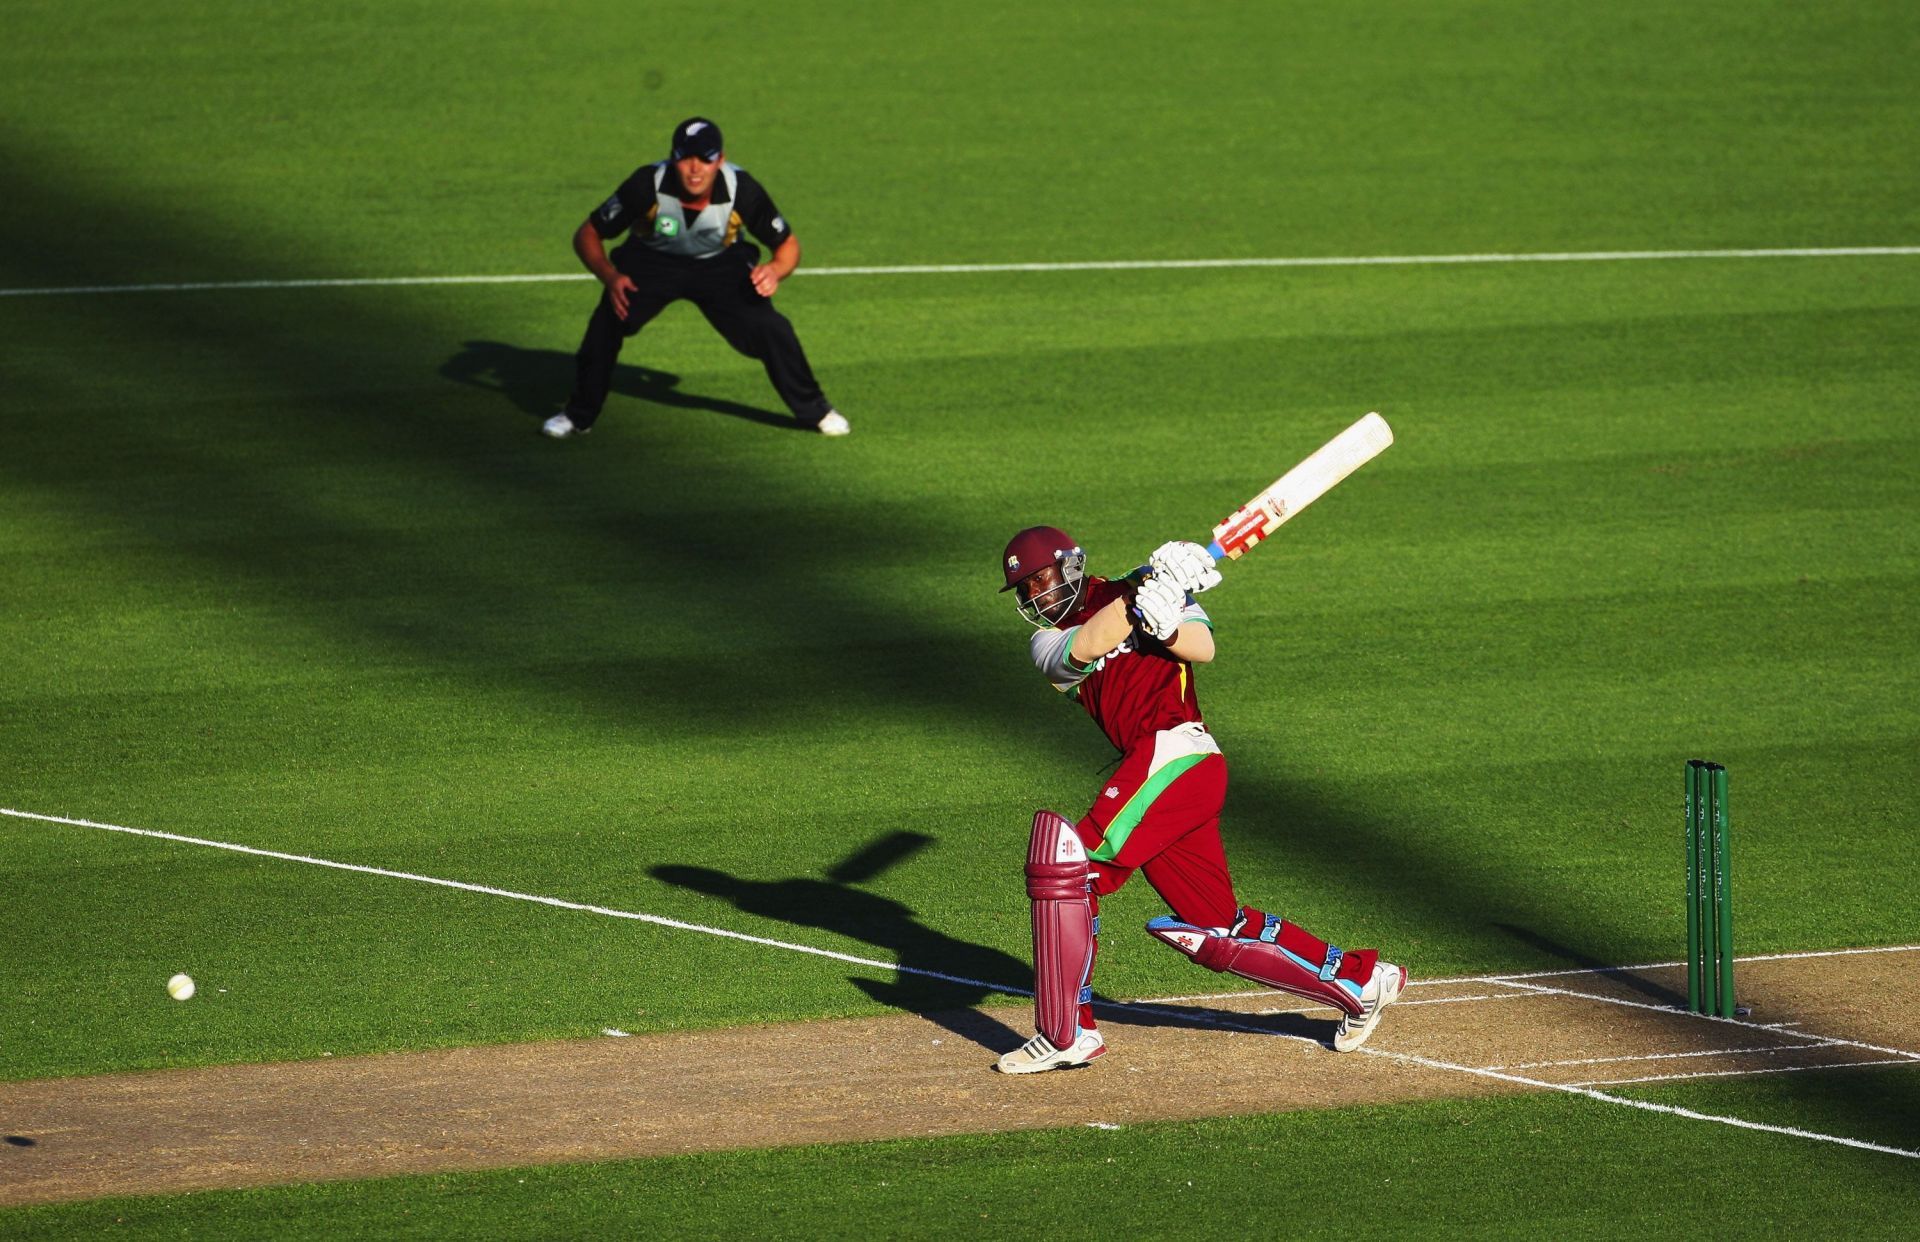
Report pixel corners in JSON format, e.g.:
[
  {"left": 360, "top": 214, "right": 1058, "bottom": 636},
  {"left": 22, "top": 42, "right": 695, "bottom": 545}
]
[{"left": 1684, "top": 760, "right": 1735, "bottom": 1016}]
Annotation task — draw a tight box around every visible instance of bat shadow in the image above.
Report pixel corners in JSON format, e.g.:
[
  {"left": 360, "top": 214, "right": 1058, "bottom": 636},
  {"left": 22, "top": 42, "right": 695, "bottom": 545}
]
[{"left": 439, "top": 338, "right": 797, "bottom": 430}]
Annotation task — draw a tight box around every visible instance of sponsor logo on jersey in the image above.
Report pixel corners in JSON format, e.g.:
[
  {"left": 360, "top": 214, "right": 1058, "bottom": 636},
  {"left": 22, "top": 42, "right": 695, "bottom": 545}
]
[
  {"left": 599, "top": 195, "right": 623, "bottom": 221},
  {"left": 1104, "top": 786, "right": 1120, "bottom": 799},
  {"left": 771, "top": 215, "right": 787, "bottom": 234},
  {"left": 655, "top": 217, "right": 681, "bottom": 237}
]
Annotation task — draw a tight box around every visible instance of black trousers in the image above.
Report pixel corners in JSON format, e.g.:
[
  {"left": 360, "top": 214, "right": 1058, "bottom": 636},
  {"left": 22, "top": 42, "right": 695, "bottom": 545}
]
[{"left": 566, "top": 249, "right": 832, "bottom": 428}]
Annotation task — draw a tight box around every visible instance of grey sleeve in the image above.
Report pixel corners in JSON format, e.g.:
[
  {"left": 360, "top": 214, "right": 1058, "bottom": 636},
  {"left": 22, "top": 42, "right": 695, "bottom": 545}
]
[{"left": 1029, "top": 626, "right": 1091, "bottom": 691}]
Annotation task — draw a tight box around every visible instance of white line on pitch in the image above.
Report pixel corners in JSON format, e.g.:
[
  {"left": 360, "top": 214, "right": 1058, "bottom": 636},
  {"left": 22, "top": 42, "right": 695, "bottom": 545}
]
[
  {"left": 1, "top": 246, "right": 1916, "bottom": 298},
  {"left": 1569, "top": 1058, "right": 1915, "bottom": 1088},
  {"left": 1364, "top": 1046, "right": 1920, "bottom": 1160},
  {"left": 12, "top": 804, "right": 1920, "bottom": 1161},
  {"left": 0, "top": 806, "right": 1026, "bottom": 998},
  {"left": 1107, "top": 989, "right": 1920, "bottom": 1160},
  {"left": 1488, "top": 1046, "right": 1795, "bottom": 1071},
  {"left": 1138, "top": 946, "right": 1920, "bottom": 1007},
  {"left": 1255, "top": 993, "right": 1534, "bottom": 1016},
  {"left": 1488, "top": 978, "right": 1920, "bottom": 1063}
]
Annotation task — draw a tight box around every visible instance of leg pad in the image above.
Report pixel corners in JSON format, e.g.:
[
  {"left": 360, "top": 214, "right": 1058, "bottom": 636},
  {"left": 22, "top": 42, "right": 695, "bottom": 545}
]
[
  {"left": 1147, "top": 915, "right": 1366, "bottom": 1017},
  {"left": 1028, "top": 810, "right": 1094, "bottom": 1048}
]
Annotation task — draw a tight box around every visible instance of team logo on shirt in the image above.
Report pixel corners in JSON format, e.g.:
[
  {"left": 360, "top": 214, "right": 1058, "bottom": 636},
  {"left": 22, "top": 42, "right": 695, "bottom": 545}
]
[
  {"left": 771, "top": 215, "right": 787, "bottom": 235},
  {"left": 1104, "top": 786, "right": 1120, "bottom": 799},
  {"left": 656, "top": 217, "right": 681, "bottom": 237},
  {"left": 599, "top": 195, "right": 623, "bottom": 221}
]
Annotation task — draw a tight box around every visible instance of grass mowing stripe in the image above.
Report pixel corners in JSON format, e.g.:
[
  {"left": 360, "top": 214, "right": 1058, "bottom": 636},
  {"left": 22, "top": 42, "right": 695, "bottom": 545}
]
[
  {"left": 0, "top": 807, "right": 1025, "bottom": 997},
  {"left": 2, "top": 245, "right": 1916, "bottom": 297}
]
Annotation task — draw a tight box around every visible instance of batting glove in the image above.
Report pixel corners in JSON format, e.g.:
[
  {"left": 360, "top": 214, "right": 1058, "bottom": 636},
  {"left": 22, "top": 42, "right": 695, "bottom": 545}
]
[
  {"left": 1133, "top": 575, "right": 1187, "bottom": 641},
  {"left": 1149, "top": 540, "right": 1222, "bottom": 594}
]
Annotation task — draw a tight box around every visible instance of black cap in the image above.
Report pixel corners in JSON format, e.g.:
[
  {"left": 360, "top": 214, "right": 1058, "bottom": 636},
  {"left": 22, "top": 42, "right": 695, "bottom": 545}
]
[{"left": 670, "top": 117, "right": 724, "bottom": 162}]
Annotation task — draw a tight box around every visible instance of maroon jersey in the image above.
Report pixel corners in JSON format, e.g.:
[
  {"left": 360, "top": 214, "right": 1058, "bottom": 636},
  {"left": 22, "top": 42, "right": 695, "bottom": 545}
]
[{"left": 1043, "top": 576, "right": 1210, "bottom": 752}]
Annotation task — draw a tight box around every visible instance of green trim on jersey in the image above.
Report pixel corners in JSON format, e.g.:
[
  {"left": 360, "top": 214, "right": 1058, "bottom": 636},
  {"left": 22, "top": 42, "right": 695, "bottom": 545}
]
[{"left": 1088, "top": 751, "right": 1210, "bottom": 863}]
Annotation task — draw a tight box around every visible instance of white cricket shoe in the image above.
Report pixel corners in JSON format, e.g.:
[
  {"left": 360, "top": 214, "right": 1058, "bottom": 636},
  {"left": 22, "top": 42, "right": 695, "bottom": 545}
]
[
  {"left": 542, "top": 412, "right": 588, "bottom": 439},
  {"left": 995, "top": 1029, "right": 1105, "bottom": 1074},
  {"left": 814, "top": 409, "right": 850, "bottom": 437},
  {"left": 1333, "top": 961, "right": 1407, "bottom": 1053}
]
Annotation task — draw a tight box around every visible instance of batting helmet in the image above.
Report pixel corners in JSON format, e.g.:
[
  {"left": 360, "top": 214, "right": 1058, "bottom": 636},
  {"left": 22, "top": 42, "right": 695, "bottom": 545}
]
[{"left": 1000, "top": 525, "right": 1087, "bottom": 626}]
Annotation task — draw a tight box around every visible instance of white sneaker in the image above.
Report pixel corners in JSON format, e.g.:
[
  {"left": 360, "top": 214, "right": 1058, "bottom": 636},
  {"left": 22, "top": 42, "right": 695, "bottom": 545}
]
[
  {"left": 814, "top": 409, "right": 850, "bottom": 436},
  {"left": 995, "top": 1029, "right": 1105, "bottom": 1074},
  {"left": 1333, "top": 962, "right": 1407, "bottom": 1053},
  {"left": 542, "top": 412, "right": 587, "bottom": 439}
]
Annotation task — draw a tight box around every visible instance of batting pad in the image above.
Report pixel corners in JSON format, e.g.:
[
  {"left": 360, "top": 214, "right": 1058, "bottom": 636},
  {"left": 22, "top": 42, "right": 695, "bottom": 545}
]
[
  {"left": 1026, "top": 810, "right": 1095, "bottom": 1048},
  {"left": 1147, "top": 915, "right": 1367, "bottom": 1017}
]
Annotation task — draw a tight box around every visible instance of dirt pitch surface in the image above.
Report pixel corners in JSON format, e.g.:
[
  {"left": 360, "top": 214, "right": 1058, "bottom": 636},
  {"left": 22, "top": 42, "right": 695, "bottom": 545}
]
[{"left": 3, "top": 951, "right": 1915, "bottom": 1206}]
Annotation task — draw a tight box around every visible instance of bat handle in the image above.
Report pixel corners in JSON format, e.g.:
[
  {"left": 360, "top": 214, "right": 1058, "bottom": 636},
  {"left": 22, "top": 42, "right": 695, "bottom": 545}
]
[{"left": 1205, "top": 540, "right": 1226, "bottom": 561}]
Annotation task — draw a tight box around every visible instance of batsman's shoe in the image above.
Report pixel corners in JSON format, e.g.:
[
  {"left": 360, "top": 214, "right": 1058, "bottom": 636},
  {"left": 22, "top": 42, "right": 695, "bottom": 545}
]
[
  {"left": 542, "top": 412, "right": 589, "bottom": 439},
  {"left": 815, "top": 409, "right": 850, "bottom": 436},
  {"left": 1333, "top": 961, "right": 1407, "bottom": 1053},
  {"left": 995, "top": 1029, "right": 1105, "bottom": 1074}
]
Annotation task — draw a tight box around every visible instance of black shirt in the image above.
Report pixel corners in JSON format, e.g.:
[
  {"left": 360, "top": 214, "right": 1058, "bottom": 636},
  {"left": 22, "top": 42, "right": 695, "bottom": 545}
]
[{"left": 590, "top": 161, "right": 792, "bottom": 264}]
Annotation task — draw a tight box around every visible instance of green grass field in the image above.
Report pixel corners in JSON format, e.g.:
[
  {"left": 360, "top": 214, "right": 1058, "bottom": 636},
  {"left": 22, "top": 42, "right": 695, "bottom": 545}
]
[{"left": 3, "top": 0, "right": 1917, "bottom": 1234}]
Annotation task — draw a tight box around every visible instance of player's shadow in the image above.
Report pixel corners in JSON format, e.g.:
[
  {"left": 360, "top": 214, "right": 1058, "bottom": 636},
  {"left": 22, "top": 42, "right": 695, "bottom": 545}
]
[
  {"left": 651, "top": 831, "right": 1030, "bottom": 1051},
  {"left": 653, "top": 831, "right": 1340, "bottom": 1054},
  {"left": 439, "top": 338, "right": 796, "bottom": 429}
]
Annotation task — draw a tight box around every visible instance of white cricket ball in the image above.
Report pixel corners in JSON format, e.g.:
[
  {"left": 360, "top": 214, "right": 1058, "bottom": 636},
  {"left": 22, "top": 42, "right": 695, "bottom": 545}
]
[{"left": 166, "top": 973, "right": 196, "bottom": 1001}]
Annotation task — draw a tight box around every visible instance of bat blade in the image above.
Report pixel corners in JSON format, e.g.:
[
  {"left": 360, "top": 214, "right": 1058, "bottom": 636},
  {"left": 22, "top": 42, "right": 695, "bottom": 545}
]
[{"left": 1206, "top": 412, "right": 1393, "bottom": 560}]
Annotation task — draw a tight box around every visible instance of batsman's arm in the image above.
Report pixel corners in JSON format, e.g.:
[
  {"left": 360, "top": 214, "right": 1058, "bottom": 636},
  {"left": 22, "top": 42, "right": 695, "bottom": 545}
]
[
  {"left": 1166, "top": 621, "right": 1214, "bottom": 663},
  {"left": 1068, "top": 595, "right": 1134, "bottom": 663},
  {"left": 1071, "top": 590, "right": 1215, "bottom": 664}
]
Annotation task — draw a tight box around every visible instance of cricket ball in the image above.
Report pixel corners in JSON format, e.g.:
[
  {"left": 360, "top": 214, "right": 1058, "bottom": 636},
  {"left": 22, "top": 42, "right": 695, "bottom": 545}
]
[{"left": 166, "top": 973, "right": 196, "bottom": 1001}]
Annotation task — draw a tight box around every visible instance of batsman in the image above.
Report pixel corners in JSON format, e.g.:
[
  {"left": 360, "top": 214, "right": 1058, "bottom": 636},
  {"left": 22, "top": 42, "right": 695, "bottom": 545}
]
[{"left": 995, "top": 526, "right": 1407, "bottom": 1072}]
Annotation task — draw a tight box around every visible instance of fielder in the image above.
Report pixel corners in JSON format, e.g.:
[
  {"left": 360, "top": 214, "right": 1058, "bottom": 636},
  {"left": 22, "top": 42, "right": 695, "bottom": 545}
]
[
  {"left": 996, "top": 526, "right": 1406, "bottom": 1072},
  {"left": 546, "top": 117, "right": 847, "bottom": 439}
]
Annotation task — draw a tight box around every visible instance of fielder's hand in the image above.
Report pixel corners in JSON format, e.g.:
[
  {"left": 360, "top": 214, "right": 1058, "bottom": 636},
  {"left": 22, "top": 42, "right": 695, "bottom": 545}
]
[
  {"left": 1149, "top": 540, "right": 1222, "bottom": 594},
  {"left": 1133, "top": 575, "right": 1187, "bottom": 641}
]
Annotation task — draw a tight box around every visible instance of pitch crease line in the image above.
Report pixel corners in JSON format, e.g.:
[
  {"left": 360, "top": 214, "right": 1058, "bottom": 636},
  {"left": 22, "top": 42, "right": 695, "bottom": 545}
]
[
  {"left": 1487, "top": 977, "right": 1920, "bottom": 1063},
  {"left": 1103, "top": 991, "right": 1920, "bottom": 1161},
  {"left": 1568, "top": 1058, "right": 1915, "bottom": 1088},
  {"left": 2, "top": 246, "right": 1917, "bottom": 297},
  {"left": 12, "top": 805, "right": 1918, "bottom": 1160}
]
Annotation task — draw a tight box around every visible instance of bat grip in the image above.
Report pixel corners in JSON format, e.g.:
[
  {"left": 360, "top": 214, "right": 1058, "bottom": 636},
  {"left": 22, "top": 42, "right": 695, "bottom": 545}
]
[{"left": 1205, "top": 540, "right": 1226, "bottom": 561}]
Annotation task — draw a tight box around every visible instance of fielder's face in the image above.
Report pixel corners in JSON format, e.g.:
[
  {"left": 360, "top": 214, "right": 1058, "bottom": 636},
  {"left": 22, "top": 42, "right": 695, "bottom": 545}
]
[{"left": 675, "top": 153, "right": 722, "bottom": 198}]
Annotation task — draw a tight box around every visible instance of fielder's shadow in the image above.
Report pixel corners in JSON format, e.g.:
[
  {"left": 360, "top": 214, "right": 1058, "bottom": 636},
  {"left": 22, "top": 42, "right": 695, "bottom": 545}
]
[
  {"left": 651, "top": 832, "right": 1030, "bottom": 1051},
  {"left": 440, "top": 338, "right": 796, "bottom": 429}
]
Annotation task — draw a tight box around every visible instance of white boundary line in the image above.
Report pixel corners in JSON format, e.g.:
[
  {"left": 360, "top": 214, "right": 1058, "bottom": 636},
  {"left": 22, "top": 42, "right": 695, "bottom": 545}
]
[
  {"left": 0, "top": 807, "right": 1024, "bottom": 997},
  {"left": 1, "top": 246, "right": 1916, "bottom": 298},
  {"left": 7, "top": 805, "right": 1918, "bottom": 1160}
]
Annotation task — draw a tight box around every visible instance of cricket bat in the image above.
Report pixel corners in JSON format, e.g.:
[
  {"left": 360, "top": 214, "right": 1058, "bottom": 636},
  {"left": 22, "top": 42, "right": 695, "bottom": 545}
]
[{"left": 1205, "top": 412, "right": 1393, "bottom": 561}]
